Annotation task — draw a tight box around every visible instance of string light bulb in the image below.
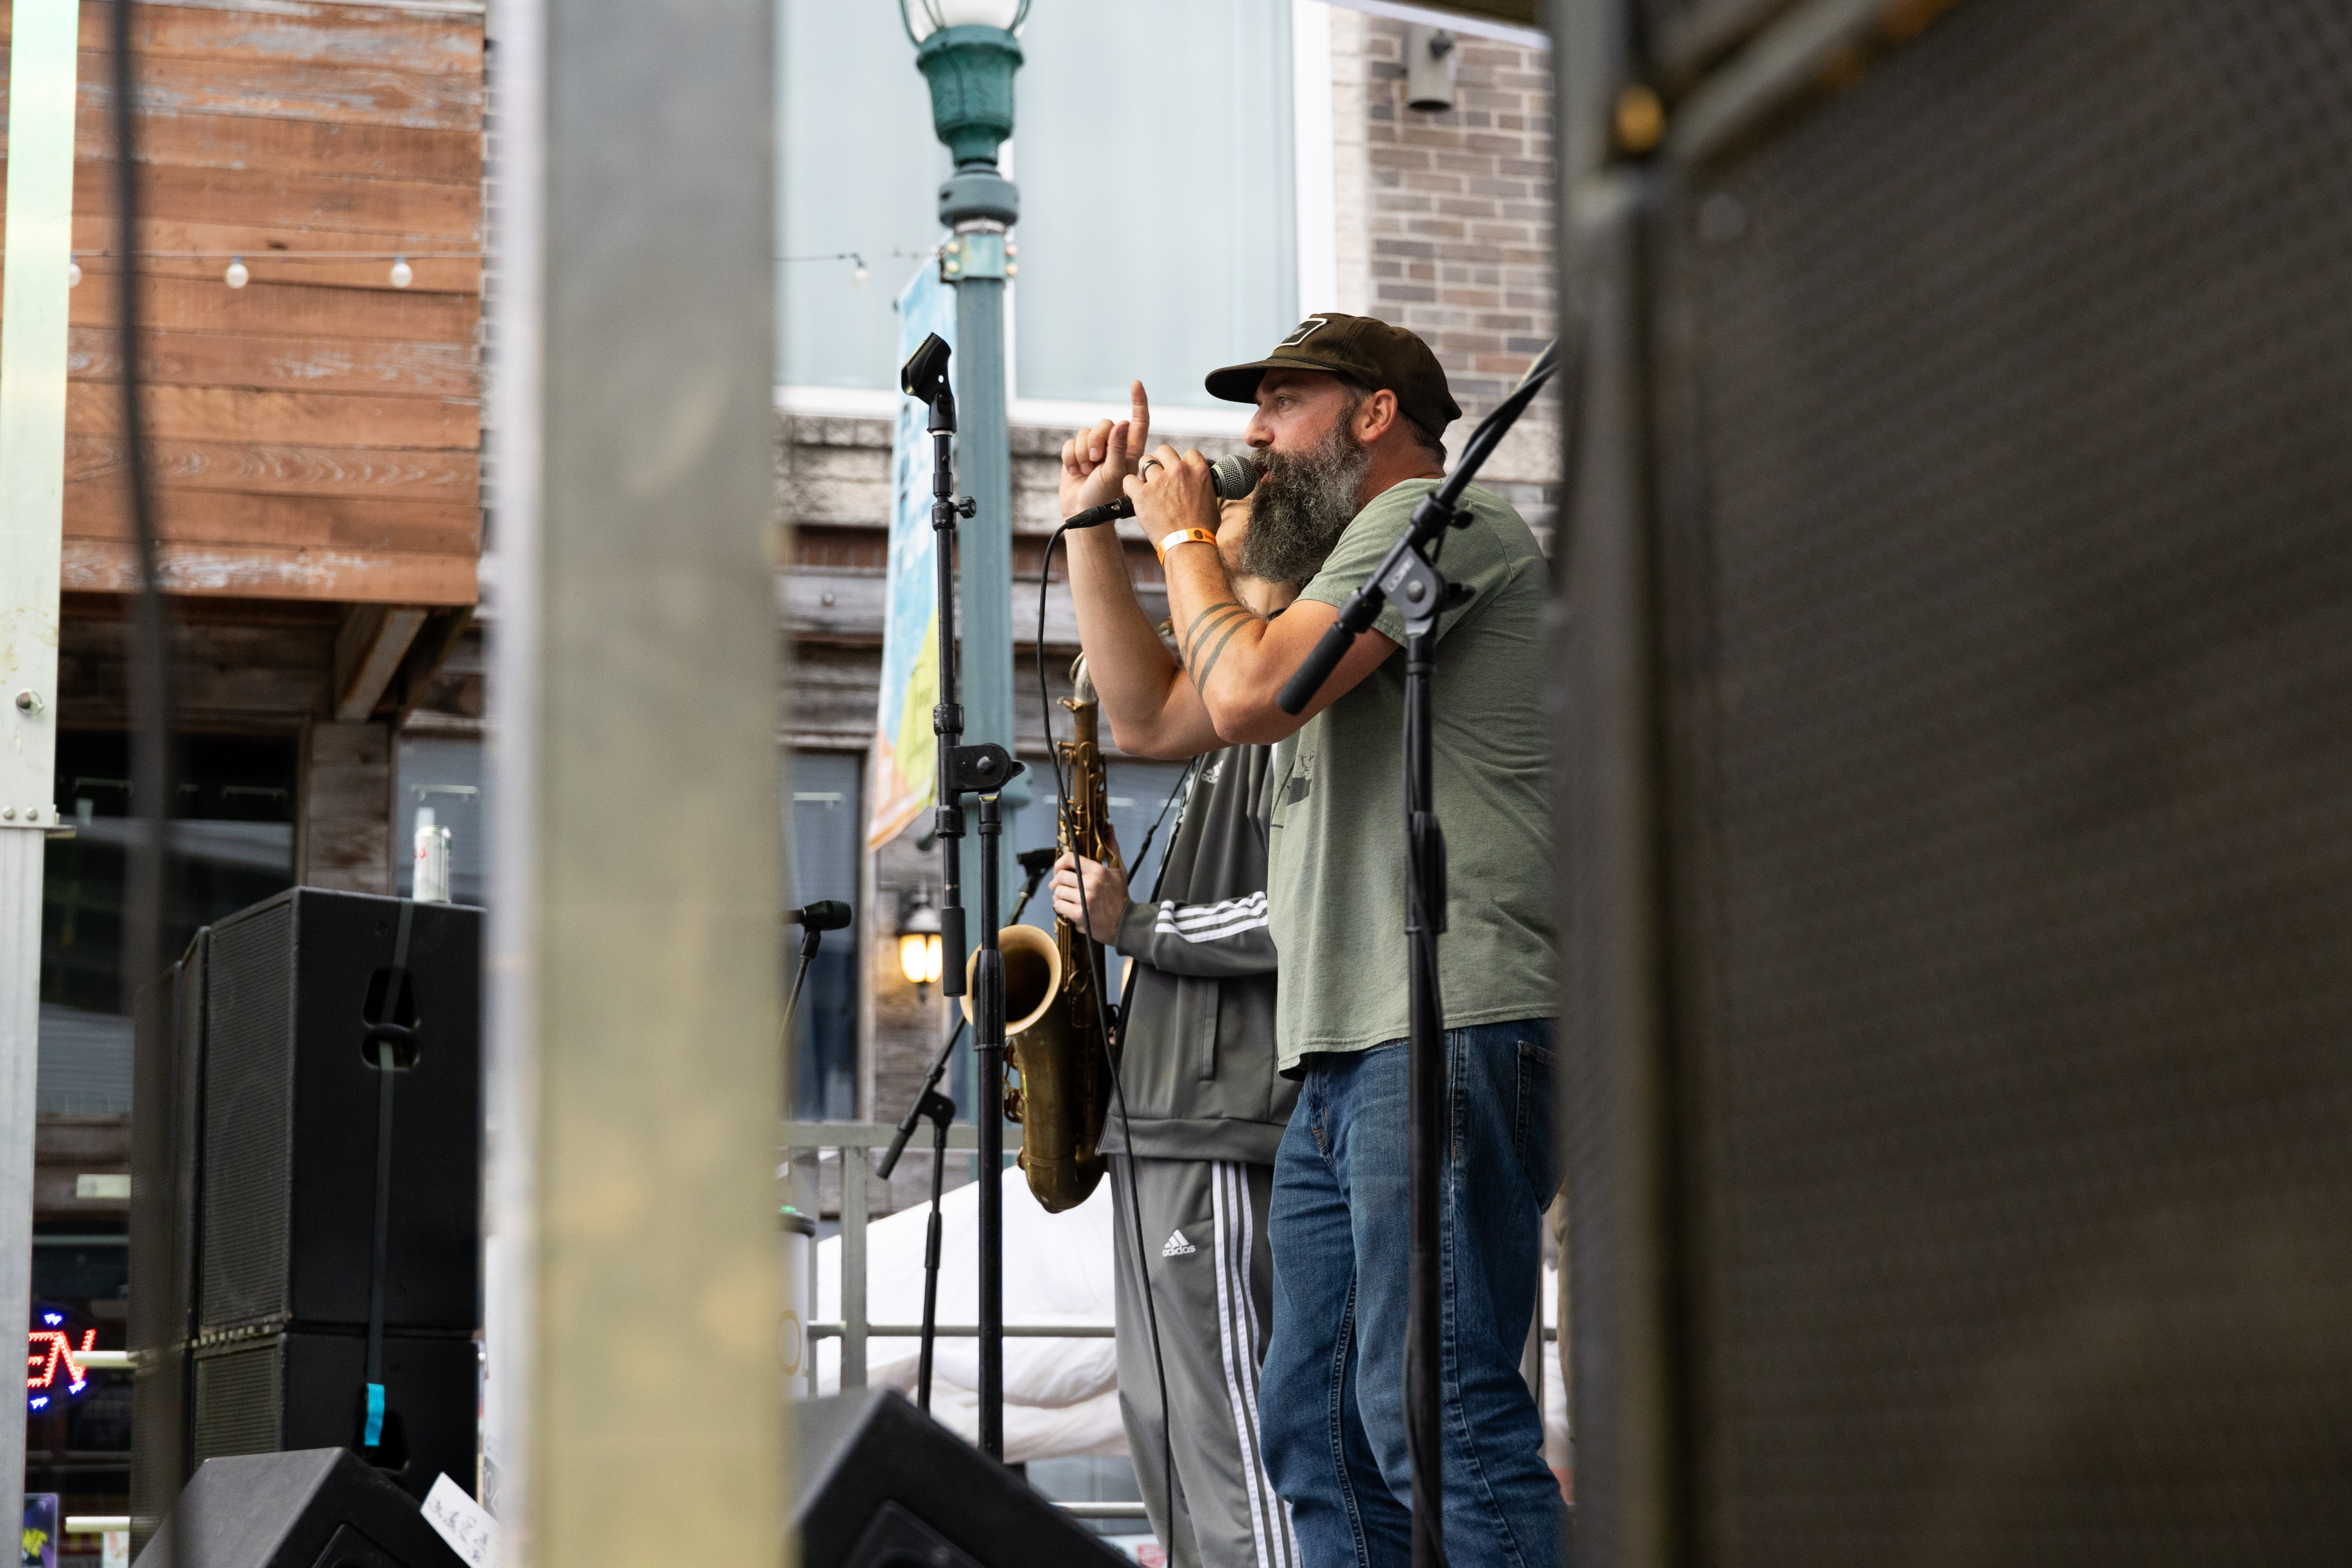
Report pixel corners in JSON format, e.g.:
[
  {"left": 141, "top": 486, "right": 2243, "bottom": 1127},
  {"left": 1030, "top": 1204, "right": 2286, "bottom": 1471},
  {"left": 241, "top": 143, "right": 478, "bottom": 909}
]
[
  {"left": 851, "top": 262, "right": 872, "bottom": 289},
  {"left": 224, "top": 255, "right": 249, "bottom": 289},
  {"left": 65, "top": 260, "right": 82, "bottom": 288},
  {"left": 388, "top": 254, "right": 414, "bottom": 289}
]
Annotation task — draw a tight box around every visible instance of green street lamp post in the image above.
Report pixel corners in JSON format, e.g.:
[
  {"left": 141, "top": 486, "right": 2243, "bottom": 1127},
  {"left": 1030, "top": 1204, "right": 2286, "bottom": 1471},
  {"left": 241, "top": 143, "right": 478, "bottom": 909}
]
[
  {"left": 903, "top": 0, "right": 1029, "bottom": 905},
  {"left": 901, "top": 0, "right": 1029, "bottom": 1468}
]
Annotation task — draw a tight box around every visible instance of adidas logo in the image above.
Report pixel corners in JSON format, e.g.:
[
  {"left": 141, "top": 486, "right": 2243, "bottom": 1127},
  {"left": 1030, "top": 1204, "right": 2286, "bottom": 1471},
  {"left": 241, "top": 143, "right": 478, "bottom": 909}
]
[{"left": 1160, "top": 1229, "right": 1196, "bottom": 1258}]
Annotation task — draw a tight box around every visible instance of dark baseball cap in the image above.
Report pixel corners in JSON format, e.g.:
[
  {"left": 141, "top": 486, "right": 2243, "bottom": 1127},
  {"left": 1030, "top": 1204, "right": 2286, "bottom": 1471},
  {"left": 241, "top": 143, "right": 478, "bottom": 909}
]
[{"left": 1205, "top": 314, "right": 1463, "bottom": 437}]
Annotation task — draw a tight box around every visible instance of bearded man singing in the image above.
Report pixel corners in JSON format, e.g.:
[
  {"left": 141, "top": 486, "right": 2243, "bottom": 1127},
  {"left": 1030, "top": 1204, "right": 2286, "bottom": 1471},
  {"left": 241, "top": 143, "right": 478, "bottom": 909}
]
[{"left": 1060, "top": 315, "right": 1559, "bottom": 1568}]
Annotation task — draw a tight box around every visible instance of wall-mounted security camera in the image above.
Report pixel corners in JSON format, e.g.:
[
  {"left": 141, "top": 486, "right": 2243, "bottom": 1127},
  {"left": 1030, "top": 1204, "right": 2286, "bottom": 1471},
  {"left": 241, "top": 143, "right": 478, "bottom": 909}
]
[{"left": 1406, "top": 24, "right": 1459, "bottom": 113}]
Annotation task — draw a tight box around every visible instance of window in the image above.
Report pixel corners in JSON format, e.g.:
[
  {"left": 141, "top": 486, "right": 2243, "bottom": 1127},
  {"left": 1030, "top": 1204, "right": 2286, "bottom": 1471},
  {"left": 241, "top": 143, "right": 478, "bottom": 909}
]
[
  {"left": 777, "top": 0, "right": 1298, "bottom": 410},
  {"left": 789, "top": 752, "right": 863, "bottom": 1120},
  {"left": 40, "top": 734, "right": 297, "bottom": 1115}
]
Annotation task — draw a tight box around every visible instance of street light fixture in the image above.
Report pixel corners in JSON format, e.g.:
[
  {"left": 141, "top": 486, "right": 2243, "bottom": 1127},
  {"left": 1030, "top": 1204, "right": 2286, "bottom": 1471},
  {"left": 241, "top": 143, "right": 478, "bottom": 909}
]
[
  {"left": 897, "top": 0, "right": 1026, "bottom": 897},
  {"left": 900, "top": 0, "right": 1025, "bottom": 1469},
  {"left": 900, "top": 0, "right": 1027, "bottom": 224}
]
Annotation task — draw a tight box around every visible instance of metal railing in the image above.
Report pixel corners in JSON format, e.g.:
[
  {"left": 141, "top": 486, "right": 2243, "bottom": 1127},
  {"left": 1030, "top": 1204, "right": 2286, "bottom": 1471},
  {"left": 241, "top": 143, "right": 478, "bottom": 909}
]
[
  {"left": 781, "top": 1122, "right": 1556, "bottom": 1530},
  {"left": 780, "top": 1122, "right": 1142, "bottom": 1522},
  {"left": 781, "top": 1122, "right": 1123, "bottom": 1391}
]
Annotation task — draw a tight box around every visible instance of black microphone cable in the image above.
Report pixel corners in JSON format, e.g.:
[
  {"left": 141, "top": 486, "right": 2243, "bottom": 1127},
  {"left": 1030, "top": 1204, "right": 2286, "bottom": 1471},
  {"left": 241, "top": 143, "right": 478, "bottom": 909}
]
[{"left": 1036, "top": 519, "right": 1178, "bottom": 1543}]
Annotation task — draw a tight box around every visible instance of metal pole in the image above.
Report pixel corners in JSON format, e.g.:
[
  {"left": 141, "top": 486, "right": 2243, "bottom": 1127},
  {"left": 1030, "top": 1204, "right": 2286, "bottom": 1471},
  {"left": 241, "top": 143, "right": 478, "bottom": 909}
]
[
  {"left": 924, "top": 20, "right": 1024, "bottom": 900},
  {"left": 485, "top": 0, "right": 782, "bottom": 1559},
  {"left": 950, "top": 258, "right": 1024, "bottom": 891},
  {"left": 973, "top": 792, "right": 1005, "bottom": 1458},
  {"left": 1405, "top": 624, "right": 1446, "bottom": 1568},
  {"left": 0, "top": 0, "right": 82, "bottom": 1532},
  {"left": 930, "top": 413, "right": 969, "bottom": 997}
]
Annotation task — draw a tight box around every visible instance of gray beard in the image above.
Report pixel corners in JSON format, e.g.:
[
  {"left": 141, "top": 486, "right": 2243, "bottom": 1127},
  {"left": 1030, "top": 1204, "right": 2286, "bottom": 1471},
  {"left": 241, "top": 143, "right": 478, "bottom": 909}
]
[{"left": 1242, "top": 422, "right": 1372, "bottom": 588}]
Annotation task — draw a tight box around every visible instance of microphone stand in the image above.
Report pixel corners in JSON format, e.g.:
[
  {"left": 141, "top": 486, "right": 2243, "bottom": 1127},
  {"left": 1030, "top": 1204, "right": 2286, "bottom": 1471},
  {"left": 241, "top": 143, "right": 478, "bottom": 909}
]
[
  {"left": 894, "top": 334, "right": 1022, "bottom": 1458},
  {"left": 1276, "top": 340, "right": 1561, "bottom": 1568},
  {"left": 878, "top": 855, "right": 1051, "bottom": 1413},
  {"left": 782, "top": 923, "right": 824, "bottom": 1040}
]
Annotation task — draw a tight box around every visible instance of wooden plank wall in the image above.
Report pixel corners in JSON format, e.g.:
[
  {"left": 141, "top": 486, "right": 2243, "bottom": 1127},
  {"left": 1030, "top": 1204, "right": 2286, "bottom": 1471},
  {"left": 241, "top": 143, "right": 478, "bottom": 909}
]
[{"left": 0, "top": 0, "right": 485, "bottom": 604}]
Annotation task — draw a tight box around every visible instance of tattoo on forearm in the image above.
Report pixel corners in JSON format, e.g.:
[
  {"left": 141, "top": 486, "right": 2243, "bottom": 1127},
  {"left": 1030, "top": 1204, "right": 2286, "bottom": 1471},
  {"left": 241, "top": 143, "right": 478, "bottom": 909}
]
[
  {"left": 1190, "top": 613, "right": 1256, "bottom": 695},
  {"left": 1180, "top": 601, "right": 1248, "bottom": 664}
]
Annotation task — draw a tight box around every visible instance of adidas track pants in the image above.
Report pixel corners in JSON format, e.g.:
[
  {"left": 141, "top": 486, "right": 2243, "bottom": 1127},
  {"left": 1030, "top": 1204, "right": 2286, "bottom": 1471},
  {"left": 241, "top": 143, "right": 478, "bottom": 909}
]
[{"left": 1110, "top": 1155, "right": 1302, "bottom": 1568}]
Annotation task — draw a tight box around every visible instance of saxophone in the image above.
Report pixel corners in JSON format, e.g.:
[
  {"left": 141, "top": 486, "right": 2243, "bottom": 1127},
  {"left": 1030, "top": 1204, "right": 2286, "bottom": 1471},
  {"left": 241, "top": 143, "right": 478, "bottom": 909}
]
[{"left": 966, "top": 655, "right": 1122, "bottom": 1212}]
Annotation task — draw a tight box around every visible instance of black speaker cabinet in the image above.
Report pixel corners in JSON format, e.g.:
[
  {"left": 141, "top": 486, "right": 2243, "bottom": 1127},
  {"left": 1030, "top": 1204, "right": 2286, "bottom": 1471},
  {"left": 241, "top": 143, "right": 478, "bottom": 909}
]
[
  {"left": 793, "top": 1389, "right": 1126, "bottom": 1568},
  {"left": 191, "top": 1332, "right": 478, "bottom": 1506},
  {"left": 1562, "top": 0, "right": 2352, "bottom": 1561},
  {"left": 199, "top": 889, "right": 481, "bottom": 1336},
  {"left": 135, "top": 1447, "right": 464, "bottom": 1568}
]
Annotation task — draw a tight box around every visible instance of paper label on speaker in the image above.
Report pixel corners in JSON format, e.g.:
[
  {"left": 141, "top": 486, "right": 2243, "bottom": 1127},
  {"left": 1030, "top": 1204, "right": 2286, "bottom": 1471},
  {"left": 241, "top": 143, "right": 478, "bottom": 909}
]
[{"left": 422, "top": 1473, "right": 495, "bottom": 1567}]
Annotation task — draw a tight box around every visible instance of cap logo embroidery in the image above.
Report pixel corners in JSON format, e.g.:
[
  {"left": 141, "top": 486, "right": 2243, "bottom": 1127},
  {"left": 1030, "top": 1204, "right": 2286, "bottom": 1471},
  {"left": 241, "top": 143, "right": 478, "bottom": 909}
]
[{"left": 1275, "top": 317, "right": 1330, "bottom": 350}]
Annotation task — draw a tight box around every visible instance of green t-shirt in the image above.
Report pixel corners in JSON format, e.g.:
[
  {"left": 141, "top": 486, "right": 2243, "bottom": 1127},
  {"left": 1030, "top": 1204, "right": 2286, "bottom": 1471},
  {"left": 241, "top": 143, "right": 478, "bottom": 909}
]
[{"left": 1267, "top": 477, "right": 1557, "bottom": 1068}]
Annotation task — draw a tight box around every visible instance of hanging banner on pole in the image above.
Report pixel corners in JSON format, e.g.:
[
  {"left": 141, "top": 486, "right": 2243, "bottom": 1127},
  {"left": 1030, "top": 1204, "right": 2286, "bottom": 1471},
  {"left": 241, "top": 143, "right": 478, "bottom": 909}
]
[{"left": 867, "top": 254, "right": 956, "bottom": 850}]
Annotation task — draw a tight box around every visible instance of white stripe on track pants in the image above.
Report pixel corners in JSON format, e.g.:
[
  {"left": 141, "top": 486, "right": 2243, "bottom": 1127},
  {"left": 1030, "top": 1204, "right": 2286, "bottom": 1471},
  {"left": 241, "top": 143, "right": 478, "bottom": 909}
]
[{"left": 1111, "top": 1155, "right": 1302, "bottom": 1568}]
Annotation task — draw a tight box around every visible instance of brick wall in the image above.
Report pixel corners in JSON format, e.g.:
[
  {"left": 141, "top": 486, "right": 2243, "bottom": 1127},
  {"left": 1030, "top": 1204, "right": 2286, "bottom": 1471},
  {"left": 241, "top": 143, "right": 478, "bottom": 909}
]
[
  {"left": 1362, "top": 20, "right": 1556, "bottom": 420},
  {"left": 1343, "top": 15, "right": 1561, "bottom": 525}
]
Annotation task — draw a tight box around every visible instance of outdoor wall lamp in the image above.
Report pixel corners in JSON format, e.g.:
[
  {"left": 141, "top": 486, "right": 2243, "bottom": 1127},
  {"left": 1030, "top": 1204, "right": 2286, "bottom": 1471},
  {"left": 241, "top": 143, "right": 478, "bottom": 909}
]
[{"left": 898, "top": 887, "right": 944, "bottom": 991}]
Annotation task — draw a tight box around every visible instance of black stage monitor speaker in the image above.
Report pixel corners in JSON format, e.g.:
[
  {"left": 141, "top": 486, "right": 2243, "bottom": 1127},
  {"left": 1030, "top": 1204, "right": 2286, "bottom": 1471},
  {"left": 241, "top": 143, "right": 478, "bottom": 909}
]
[
  {"left": 1561, "top": 0, "right": 2352, "bottom": 1563},
  {"left": 793, "top": 1389, "right": 1127, "bottom": 1568},
  {"left": 135, "top": 1448, "right": 464, "bottom": 1568}
]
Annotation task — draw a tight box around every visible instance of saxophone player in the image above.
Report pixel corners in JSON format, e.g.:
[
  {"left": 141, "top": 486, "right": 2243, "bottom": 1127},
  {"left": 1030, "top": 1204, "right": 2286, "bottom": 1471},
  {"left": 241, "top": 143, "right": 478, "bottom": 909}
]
[{"left": 1054, "top": 392, "right": 1302, "bottom": 1568}]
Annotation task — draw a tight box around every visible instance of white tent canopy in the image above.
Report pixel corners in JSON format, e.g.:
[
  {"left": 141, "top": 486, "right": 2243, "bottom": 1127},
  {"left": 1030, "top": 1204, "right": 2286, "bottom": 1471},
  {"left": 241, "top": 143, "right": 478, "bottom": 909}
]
[
  {"left": 813, "top": 1163, "right": 1572, "bottom": 1475},
  {"left": 815, "top": 1166, "right": 1127, "bottom": 1461}
]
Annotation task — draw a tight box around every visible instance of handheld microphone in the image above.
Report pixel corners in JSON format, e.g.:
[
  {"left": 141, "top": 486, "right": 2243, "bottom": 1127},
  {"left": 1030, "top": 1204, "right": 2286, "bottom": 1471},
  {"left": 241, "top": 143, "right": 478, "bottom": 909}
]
[
  {"left": 1063, "top": 452, "right": 1259, "bottom": 530},
  {"left": 784, "top": 900, "right": 853, "bottom": 932}
]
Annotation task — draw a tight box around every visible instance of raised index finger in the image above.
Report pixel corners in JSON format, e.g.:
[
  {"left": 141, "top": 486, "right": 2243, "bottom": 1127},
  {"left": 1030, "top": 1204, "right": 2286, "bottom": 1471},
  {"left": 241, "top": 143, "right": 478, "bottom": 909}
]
[{"left": 1129, "top": 380, "right": 1151, "bottom": 457}]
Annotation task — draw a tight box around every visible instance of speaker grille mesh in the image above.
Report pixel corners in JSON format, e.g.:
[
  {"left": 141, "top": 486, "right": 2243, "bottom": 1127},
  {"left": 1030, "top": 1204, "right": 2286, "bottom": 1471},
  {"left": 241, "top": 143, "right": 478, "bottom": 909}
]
[
  {"left": 191, "top": 1340, "right": 283, "bottom": 1463},
  {"left": 1658, "top": 0, "right": 2352, "bottom": 1560},
  {"left": 201, "top": 901, "right": 296, "bottom": 1332}
]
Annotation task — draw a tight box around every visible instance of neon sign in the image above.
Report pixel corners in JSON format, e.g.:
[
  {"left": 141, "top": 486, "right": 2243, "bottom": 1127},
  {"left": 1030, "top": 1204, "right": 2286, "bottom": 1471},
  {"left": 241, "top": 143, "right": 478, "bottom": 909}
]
[{"left": 25, "top": 1307, "right": 96, "bottom": 1414}]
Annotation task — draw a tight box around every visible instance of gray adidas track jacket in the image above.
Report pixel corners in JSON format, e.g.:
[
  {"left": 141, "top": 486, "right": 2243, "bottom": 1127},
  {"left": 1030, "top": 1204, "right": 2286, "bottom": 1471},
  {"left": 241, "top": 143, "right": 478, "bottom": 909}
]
[{"left": 1099, "top": 743, "right": 1299, "bottom": 1165}]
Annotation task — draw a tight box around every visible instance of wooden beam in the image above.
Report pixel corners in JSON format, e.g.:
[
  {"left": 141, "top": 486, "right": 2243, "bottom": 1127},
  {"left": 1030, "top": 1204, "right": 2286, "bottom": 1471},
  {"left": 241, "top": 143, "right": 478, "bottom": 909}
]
[
  {"left": 66, "top": 325, "right": 479, "bottom": 399},
  {"left": 60, "top": 537, "right": 477, "bottom": 604},
  {"left": 68, "top": 269, "right": 480, "bottom": 340},
  {"left": 296, "top": 718, "right": 392, "bottom": 893},
  {"left": 69, "top": 46, "right": 485, "bottom": 131},
  {"left": 7, "top": 3, "right": 482, "bottom": 77},
  {"left": 71, "top": 160, "right": 483, "bottom": 245},
  {"left": 67, "top": 380, "right": 479, "bottom": 448},
  {"left": 64, "top": 433, "right": 478, "bottom": 499},
  {"left": 66, "top": 488, "right": 481, "bottom": 555},
  {"left": 334, "top": 602, "right": 428, "bottom": 719},
  {"left": 44, "top": 101, "right": 484, "bottom": 182}
]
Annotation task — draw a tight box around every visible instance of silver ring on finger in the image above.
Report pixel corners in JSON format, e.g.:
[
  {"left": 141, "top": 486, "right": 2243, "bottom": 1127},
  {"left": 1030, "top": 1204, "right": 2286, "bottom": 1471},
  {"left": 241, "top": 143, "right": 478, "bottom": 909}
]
[{"left": 1138, "top": 457, "right": 1164, "bottom": 479}]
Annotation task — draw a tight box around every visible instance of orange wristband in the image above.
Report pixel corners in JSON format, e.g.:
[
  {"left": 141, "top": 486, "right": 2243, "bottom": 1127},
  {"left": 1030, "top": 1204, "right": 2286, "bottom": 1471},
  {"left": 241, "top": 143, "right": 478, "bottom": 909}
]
[{"left": 1156, "top": 527, "right": 1217, "bottom": 563}]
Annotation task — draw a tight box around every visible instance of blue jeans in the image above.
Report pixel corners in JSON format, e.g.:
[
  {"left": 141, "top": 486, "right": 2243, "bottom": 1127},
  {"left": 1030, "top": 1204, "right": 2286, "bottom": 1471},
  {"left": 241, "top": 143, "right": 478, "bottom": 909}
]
[{"left": 1261, "top": 1020, "right": 1561, "bottom": 1568}]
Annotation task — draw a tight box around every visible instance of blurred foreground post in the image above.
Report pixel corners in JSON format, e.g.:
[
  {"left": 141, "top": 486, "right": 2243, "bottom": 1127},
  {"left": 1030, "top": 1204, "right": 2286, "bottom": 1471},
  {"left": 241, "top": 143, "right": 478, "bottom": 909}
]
[
  {"left": 486, "top": 0, "right": 783, "bottom": 1562},
  {"left": 0, "top": 0, "right": 80, "bottom": 1534}
]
